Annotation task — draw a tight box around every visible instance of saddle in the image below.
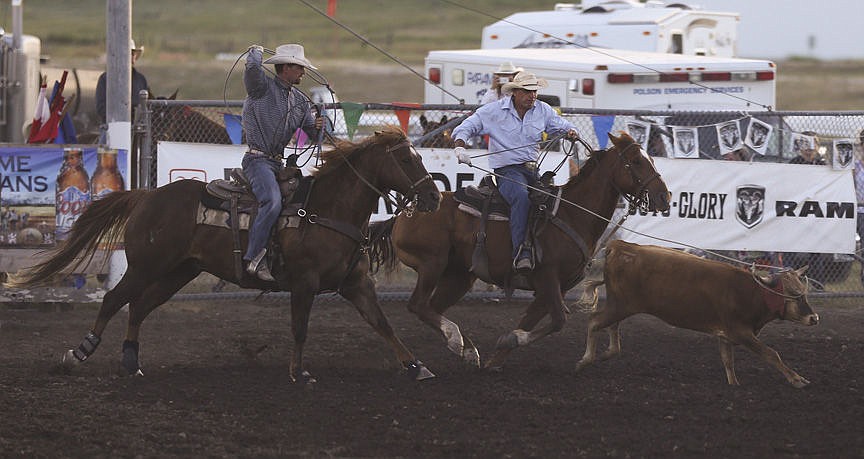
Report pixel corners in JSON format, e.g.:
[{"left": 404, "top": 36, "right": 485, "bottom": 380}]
[
  {"left": 200, "top": 166, "right": 308, "bottom": 281},
  {"left": 453, "top": 172, "right": 560, "bottom": 290}
]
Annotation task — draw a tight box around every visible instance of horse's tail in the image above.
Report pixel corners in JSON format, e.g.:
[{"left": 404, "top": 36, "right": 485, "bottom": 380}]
[
  {"left": 5, "top": 190, "right": 147, "bottom": 288},
  {"left": 367, "top": 216, "right": 399, "bottom": 274},
  {"left": 575, "top": 278, "right": 606, "bottom": 313}
]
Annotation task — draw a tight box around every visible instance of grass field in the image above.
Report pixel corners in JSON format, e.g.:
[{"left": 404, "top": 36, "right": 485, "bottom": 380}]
[{"left": 8, "top": 1, "right": 864, "bottom": 107}]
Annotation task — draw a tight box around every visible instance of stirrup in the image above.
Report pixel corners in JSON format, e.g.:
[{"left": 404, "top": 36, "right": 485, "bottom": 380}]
[{"left": 246, "top": 249, "right": 275, "bottom": 282}]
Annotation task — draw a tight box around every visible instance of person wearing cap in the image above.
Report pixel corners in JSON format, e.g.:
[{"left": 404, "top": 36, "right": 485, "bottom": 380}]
[
  {"left": 788, "top": 131, "right": 825, "bottom": 165},
  {"left": 95, "top": 38, "right": 150, "bottom": 128},
  {"left": 452, "top": 71, "right": 579, "bottom": 272},
  {"left": 479, "top": 62, "right": 523, "bottom": 105},
  {"left": 241, "top": 43, "right": 323, "bottom": 282}
]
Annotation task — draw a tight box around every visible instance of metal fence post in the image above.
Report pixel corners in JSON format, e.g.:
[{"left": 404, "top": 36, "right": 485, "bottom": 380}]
[{"left": 136, "top": 89, "right": 152, "bottom": 190}]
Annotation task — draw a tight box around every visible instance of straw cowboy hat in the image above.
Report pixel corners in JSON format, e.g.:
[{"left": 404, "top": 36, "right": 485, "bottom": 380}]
[
  {"left": 264, "top": 44, "right": 317, "bottom": 69},
  {"left": 494, "top": 61, "right": 523, "bottom": 75},
  {"left": 502, "top": 71, "right": 548, "bottom": 93}
]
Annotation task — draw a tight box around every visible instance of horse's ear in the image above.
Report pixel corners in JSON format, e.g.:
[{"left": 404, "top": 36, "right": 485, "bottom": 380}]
[
  {"left": 169, "top": 89, "right": 179, "bottom": 100},
  {"left": 607, "top": 132, "right": 621, "bottom": 144},
  {"left": 419, "top": 115, "right": 428, "bottom": 127},
  {"left": 440, "top": 115, "right": 448, "bottom": 124}
]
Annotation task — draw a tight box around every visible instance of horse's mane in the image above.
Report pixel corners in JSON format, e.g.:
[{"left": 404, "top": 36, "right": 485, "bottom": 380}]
[
  {"left": 562, "top": 148, "right": 602, "bottom": 189},
  {"left": 313, "top": 125, "right": 407, "bottom": 177}
]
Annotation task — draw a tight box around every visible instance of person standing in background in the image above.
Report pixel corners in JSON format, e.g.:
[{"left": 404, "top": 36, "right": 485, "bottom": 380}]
[
  {"left": 95, "top": 39, "right": 150, "bottom": 141},
  {"left": 479, "top": 62, "right": 523, "bottom": 105}
]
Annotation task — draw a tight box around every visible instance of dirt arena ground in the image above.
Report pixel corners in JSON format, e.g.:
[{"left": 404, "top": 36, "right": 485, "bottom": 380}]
[{"left": 1, "top": 292, "right": 863, "bottom": 458}]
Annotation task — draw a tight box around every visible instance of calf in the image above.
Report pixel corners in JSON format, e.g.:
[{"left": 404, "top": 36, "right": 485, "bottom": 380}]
[{"left": 576, "top": 240, "right": 818, "bottom": 388}]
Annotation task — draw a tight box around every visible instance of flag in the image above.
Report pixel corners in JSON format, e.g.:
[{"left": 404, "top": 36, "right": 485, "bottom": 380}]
[
  {"left": 342, "top": 102, "right": 365, "bottom": 140},
  {"left": 294, "top": 128, "right": 309, "bottom": 147},
  {"left": 591, "top": 115, "right": 616, "bottom": 149},
  {"left": 393, "top": 102, "right": 420, "bottom": 135},
  {"left": 28, "top": 71, "right": 68, "bottom": 143},
  {"left": 27, "top": 81, "right": 50, "bottom": 143},
  {"left": 223, "top": 113, "right": 243, "bottom": 144}
]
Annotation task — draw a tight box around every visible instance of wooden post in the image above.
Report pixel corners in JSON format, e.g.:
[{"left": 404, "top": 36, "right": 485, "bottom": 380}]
[{"left": 104, "top": 0, "right": 132, "bottom": 291}]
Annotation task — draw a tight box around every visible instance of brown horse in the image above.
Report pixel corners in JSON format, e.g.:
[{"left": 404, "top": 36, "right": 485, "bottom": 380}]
[
  {"left": 417, "top": 114, "right": 458, "bottom": 148},
  {"left": 371, "top": 132, "right": 671, "bottom": 368},
  {"left": 7, "top": 127, "right": 441, "bottom": 383}
]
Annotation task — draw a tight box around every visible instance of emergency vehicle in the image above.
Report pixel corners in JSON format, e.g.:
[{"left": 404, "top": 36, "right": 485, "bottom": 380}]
[
  {"left": 481, "top": 0, "right": 739, "bottom": 57},
  {"left": 424, "top": 47, "right": 775, "bottom": 110}
]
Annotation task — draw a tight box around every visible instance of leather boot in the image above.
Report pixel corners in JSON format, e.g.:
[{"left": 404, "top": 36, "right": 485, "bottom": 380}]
[{"left": 245, "top": 248, "right": 275, "bottom": 282}]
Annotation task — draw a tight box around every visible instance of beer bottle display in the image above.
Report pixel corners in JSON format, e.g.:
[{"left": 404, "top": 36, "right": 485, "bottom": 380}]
[
  {"left": 90, "top": 148, "right": 125, "bottom": 200},
  {"left": 55, "top": 148, "right": 91, "bottom": 241}
]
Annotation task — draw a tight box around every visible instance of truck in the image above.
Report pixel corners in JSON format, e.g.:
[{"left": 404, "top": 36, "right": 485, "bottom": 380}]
[
  {"left": 481, "top": 0, "right": 740, "bottom": 57},
  {"left": 424, "top": 47, "right": 775, "bottom": 110}
]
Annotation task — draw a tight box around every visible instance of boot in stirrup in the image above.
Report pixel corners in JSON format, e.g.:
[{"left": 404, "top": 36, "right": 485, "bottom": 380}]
[{"left": 246, "top": 248, "right": 275, "bottom": 282}]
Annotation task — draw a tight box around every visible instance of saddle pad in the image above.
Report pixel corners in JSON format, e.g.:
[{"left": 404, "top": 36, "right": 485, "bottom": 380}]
[
  {"left": 456, "top": 203, "right": 509, "bottom": 221},
  {"left": 196, "top": 203, "right": 303, "bottom": 230}
]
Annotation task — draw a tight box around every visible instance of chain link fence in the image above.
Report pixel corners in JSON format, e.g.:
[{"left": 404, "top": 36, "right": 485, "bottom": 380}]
[{"left": 136, "top": 100, "right": 864, "bottom": 303}]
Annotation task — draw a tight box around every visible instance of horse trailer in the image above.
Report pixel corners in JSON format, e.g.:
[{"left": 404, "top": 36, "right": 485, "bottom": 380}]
[
  {"left": 424, "top": 47, "right": 775, "bottom": 110},
  {"left": 481, "top": 0, "right": 739, "bottom": 58}
]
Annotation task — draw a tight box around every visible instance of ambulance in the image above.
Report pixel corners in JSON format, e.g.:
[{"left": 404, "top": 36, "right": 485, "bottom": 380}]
[
  {"left": 481, "top": 0, "right": 739, "bottom": 58},
  {"left": 423, "top": 47, "right": 775, "bottom": 110}
]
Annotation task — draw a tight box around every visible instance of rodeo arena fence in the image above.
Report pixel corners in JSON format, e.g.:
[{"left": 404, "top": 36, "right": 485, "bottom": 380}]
[{"left": 3, "top": 97, "right": 864, "bottom": 306}]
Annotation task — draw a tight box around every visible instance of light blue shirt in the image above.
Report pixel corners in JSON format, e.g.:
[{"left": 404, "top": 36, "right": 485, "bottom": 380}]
[{"left": 452, "top": 96, "right": 576, "bottom": 170}]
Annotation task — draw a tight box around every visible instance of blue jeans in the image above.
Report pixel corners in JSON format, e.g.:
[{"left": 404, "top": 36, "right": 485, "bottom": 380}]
[
  {"left": 242, "top": 153, "right": 282, "bottom": 261},
  {"left": 495, "top": 164, "right": 538, "bottom": 258}
]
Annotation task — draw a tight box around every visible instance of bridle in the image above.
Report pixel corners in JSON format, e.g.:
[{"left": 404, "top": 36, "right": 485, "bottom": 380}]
[
  {"left": 606, "top": 141, "right": 662, "bottom": 213},
  {"left": 335, "top": 138, "right": 434, "bottom": 217}
]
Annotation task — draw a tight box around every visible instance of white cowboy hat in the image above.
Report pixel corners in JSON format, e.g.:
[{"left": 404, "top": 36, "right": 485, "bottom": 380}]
[
  {"left": 502, "top": 71, "right": 548, "bottom": 93},
  {"left": 263, "top": 43, "right": 317, "bottom": 69},
  {"left": 494, "top": 62, "right": 523, "bottom": 75},
  {"left": 130, "top": 39, "right": 144, "bottom": 55}
]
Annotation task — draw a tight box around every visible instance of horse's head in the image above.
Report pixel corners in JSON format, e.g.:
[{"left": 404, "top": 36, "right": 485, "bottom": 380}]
[
  {"left": 418, "top": 115, "right": 455, "bottom": 148},
  {"left": 372, "top": 127, "right": 441, "bottom": 212},
  {"left": 606, "top": 132, "right": 671, "bottom": 212}
]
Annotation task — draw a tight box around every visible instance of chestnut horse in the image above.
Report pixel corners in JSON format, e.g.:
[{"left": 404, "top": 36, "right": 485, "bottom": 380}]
[
  {"left": 371, "top": 132, "right": 670, "bottom": 368},
  {"left": 8, "top": 127, "right": 441, "bottom": 383}
]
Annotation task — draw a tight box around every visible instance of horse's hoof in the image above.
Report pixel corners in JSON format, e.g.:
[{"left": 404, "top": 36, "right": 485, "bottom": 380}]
[
  {"left": 406, "top": 361, "right": 436, "bottom": 381},
  {"left": 292, "top": 370, "right": 317, "bottom": 385},
  {"left": 495, "top": 332, "right": 520, "bottom": 350},
  {"left": 463, "top": 348, "right": 481, "bottom": 368},
  {"left": 60, "top": 349, "right": 79, "bottom": 373}
]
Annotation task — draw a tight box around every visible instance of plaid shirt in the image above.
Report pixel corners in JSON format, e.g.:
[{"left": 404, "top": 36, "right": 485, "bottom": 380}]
[{"left": 242, "top": 48, "right": 318, "bottom": 156}]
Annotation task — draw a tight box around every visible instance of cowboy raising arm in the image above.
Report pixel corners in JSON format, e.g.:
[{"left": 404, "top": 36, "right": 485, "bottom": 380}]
[{"left": 240, "top": 44, "right": 323, "bottom": 282}]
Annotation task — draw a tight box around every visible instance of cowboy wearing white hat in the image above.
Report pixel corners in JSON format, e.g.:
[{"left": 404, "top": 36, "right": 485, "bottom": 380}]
[
  {"left": 479, "top": 61, "right": 525, "bottom": 105},
  {"left": 452, "top": 70, "right": 579, "bottom": 272},
  {"left": 241, "top": 43, "right": 324, "bottom": 281},
  {"left": 263, "top": 43, "right": 317, "bottom": 70}
]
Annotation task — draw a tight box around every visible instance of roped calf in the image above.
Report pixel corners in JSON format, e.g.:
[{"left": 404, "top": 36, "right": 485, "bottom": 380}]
[{"left": 576, "top": 240, "right": 819, "bottom": 388}]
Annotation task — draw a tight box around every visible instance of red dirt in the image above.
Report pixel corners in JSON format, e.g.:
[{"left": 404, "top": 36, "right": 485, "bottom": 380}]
[{"left": 1, "top": 296, "right": 862, "bottom": 457}]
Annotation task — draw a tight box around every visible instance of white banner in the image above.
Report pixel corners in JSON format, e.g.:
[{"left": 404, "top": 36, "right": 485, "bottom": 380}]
[
  {"left": 157, "top": 143, "right": 855, "bottom": 253},
  {"left": 620, "top": 158, "right": 856, "bottom": 253}
]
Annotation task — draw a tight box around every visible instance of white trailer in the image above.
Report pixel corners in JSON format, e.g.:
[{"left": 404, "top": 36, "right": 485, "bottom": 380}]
[
  {"left": 424, "top": 47, "right": 775, "bottom": 110},
  {"left": 481, "top": 0, "right": 739, "bottom": 57}
]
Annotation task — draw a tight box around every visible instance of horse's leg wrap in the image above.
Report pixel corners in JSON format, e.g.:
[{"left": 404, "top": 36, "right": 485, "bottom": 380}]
[
  {"left": 121, "top": 340, "right": 142, "bottom": 375},
  {"left": 71, "top": 332, "right": 101, "bottom": 361}
]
